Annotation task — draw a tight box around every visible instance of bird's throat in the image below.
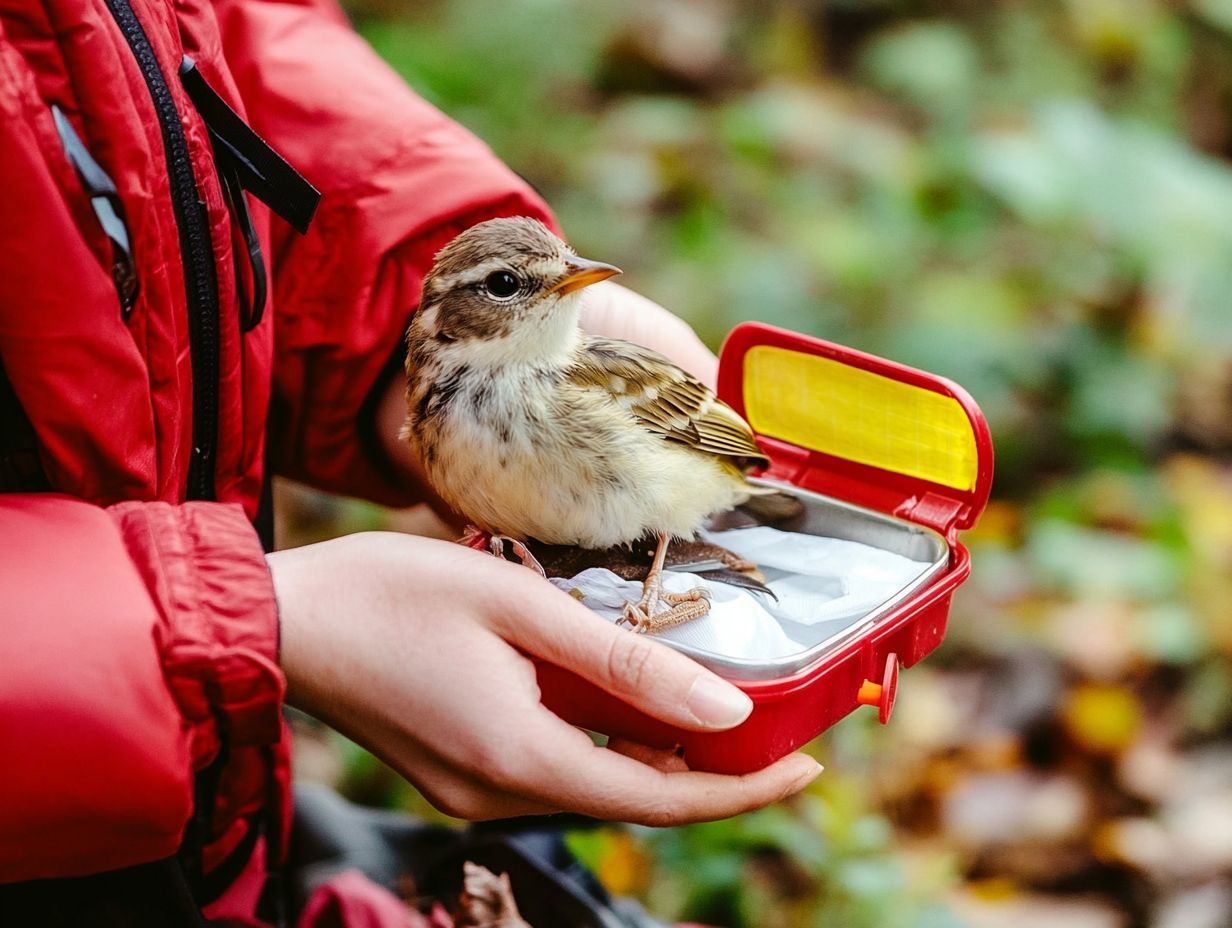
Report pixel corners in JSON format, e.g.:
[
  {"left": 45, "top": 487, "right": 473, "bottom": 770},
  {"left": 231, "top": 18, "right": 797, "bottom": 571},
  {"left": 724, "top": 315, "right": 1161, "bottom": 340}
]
[{"left": 442, "top": 302, "right": 582, "bottom": 371}]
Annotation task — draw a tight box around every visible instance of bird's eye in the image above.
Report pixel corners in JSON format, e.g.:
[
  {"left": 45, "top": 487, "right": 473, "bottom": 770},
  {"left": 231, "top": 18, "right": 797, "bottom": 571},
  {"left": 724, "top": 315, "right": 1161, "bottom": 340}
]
[{"left": 484, "top": 271, "right": 520, "bottom": 299}]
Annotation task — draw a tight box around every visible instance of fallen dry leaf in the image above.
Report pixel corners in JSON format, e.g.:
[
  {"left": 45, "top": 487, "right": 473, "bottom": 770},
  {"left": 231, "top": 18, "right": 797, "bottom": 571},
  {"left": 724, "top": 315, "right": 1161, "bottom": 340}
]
[{"left": 455, "top": 862, "right": 532, "bottom": 928}]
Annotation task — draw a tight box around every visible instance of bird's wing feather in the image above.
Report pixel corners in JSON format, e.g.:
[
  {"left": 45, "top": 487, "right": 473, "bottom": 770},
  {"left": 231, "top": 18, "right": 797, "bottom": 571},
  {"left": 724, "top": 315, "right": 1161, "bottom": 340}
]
[{"left": 570, "top": 337, "right": 768, "bottom": 464}]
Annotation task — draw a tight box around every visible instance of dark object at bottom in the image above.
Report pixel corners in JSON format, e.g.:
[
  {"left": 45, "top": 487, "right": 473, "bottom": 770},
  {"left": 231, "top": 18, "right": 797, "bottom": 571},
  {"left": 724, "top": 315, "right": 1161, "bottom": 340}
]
[
  {"left": 0, "top": 857, "right": 207, "bottom": 928},
  {"left": 0, "top": 786, "right": 661, "bottom": 928},
  {"left": 287, "top": 783, "right": 664, "bottom": 928}
]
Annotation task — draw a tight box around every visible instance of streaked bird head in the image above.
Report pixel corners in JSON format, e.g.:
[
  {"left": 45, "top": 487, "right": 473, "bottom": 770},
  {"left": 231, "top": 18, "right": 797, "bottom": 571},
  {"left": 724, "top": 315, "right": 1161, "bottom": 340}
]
[{"left": 413, "top": 217, "right": 621, "bottom": 365}]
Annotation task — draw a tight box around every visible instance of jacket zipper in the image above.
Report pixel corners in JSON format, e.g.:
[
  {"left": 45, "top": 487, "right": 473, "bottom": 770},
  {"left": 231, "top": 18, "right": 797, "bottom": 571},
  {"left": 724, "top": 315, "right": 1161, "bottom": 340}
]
[{"left": 103, "top": 0, "right": 220, "bottom": 501}]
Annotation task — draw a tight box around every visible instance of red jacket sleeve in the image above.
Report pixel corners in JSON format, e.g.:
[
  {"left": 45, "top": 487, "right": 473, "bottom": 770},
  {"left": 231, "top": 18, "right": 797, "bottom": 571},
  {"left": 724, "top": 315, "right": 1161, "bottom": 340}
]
[
  {"left": 212, "top": 0, "right": 560, "bottom": 506},
  {"left": 0, "top": 495, "right": 282, "bottom": 881}
]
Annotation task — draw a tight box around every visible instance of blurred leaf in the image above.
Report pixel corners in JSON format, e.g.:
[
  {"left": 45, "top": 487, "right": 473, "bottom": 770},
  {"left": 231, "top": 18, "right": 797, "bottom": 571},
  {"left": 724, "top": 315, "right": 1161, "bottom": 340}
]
[
  {"left": 1183, "top": 660, "right": 1232, "bottom": 735},
  {"left": 861, "top": 23, "right": 980, "bottom": 121},
  {"left": 1134, "top": 602, "right": 1206, "bottom": 665},
  {"left": 1194, "top": 0, "right": 1232, "bottom": 34},
  {"left": 1063, "top": 684, "right": 1143, "bottom": 754},
  {"left": 1026, "top": 518, "right": 1183, "bottom": 599}
]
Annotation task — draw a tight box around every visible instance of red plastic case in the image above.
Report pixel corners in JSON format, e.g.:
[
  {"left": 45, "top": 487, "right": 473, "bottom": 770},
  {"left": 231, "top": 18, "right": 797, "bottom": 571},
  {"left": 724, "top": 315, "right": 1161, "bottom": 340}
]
[{"left": 536, "top": 322, "right": 994, "bottom": 774}]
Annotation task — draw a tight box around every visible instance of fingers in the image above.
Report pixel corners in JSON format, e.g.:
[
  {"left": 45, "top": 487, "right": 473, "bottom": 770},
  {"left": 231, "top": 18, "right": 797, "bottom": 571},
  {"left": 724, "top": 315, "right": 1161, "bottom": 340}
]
[
  {"left": 517, "top": 713, "right": 823, "bottom": 826},
  {"left": 581, "top": 282, "right": 718, "bottom": 387},
  {"left": 403, "top": 728, "right": 819, "bottom": 826},
  {"left": 496, "top": 583, "right": 754, "bottom": 732},
  {"left": 421, "top": 701, "right": 820, "bottom": 826},
  {"left": 382, "top": 705, "right": 795, "bottom": 824},
  {"left": 414, "top": 764, "right": 561, "bottom": 822},
  {"left": 360, "top": 718, "right": 563, "bottom": 822},
  {"left": 417, "top": 721, "right": 820, "bottom": 826},
  {"left": 577, "top": 751, "right": 823, "bottom": 826},
  {"left": 605, "top": 737, "right": 689, "bottom": 774}
]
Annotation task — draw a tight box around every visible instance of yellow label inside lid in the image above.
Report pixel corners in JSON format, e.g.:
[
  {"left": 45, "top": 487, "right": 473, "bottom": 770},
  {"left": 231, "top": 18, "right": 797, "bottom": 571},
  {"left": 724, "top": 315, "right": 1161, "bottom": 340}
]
[{"left": 744, "top": 345, "right": 978, "bottom": 491}]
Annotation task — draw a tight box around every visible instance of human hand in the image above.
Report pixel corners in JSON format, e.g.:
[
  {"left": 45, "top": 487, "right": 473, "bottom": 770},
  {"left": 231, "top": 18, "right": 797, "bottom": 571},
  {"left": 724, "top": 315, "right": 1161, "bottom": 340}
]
[
  {"left": 271, "top": 532, "right": 822, "bottom": 824},
  {"left": 580, "top": 280, "right": 719, "bottom": 387}
]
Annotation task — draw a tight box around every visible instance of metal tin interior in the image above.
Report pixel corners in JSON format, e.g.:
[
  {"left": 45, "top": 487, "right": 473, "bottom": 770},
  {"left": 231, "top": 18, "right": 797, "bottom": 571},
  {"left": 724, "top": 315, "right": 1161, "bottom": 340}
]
[{"left": 666, "top": 478, "right": 949, "bottom": 681}]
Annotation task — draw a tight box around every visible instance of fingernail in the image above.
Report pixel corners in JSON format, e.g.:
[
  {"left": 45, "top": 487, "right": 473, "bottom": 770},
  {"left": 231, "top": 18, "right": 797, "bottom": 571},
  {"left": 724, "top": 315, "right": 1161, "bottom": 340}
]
[
  {"left": 687, "top": 675, "right": 753, "bottom": 728},
  {"left": 796, "top": 758, "right": 824, "bottom": 787}
]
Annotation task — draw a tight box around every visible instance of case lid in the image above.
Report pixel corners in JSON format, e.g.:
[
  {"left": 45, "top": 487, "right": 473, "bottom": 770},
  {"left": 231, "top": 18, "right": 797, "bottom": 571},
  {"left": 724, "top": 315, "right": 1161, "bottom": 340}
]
[{"left": 718, "top": 322, "right": 994, "bottom": 537}]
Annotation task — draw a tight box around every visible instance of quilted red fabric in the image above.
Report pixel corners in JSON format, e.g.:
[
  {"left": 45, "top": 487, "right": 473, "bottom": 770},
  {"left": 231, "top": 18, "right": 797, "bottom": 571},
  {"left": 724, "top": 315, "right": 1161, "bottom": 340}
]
[{"left": 0, "top": 0, "right": 553, "bottom": 918}]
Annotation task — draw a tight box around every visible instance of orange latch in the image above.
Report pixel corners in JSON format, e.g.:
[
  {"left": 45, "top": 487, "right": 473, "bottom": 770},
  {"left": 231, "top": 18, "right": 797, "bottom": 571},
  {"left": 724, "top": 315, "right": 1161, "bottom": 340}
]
[{"left": 857, "top": 652, "right": 900, "bottom": 724}]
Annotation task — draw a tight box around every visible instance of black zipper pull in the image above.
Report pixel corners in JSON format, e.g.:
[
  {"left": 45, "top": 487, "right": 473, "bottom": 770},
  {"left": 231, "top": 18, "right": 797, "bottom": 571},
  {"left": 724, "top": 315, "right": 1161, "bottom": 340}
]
[
  {"left": 179, "top": 57, "right": 319, "bottom": 331},
  {"left": 178, "top": 57, "right": 320, "bottom": 234},
  {"left": 52, "top": 105, "right": 140, "bottom": 316}
]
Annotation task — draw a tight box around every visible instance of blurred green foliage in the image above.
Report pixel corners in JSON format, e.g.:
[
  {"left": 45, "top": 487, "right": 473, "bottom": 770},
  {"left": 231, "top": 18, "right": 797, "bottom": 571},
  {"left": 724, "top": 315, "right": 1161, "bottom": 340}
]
[
  {"left": 355, "top": 0, "right": 1232, "bottom": 494},
  {"left": 295, "top": 1, "right": 1232, "bottom": 925}
]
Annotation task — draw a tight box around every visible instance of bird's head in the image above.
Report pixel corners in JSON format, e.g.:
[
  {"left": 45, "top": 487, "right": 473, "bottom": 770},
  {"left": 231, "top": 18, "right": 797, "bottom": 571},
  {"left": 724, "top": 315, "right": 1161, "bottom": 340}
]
[{"left": 414, "top": 217, "right": 621, "bottom": 366}]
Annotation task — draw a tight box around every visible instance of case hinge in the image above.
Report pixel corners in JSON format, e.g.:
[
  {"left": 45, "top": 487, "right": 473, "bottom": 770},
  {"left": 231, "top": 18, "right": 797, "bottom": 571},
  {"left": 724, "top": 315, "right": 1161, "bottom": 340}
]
[{"left": 895, "top": 491, "right": 967, "bottom": 537}]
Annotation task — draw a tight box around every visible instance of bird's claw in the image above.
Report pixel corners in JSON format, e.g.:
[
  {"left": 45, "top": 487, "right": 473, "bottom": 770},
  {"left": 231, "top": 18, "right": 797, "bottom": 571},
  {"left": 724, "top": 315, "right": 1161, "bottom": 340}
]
[
  {"left": 618, "top": 602, "right": 651, "bottom": 633},
  {"left": 664, "top": 587, "right": 711, "bottom": 604},
  {"left": 619, "top": 585, "right": 712, "bottom": 634},
  {"left": 460, "top": 524, "right": 492, "bottom": 551},
  {"left": 503, "top": 536, "right": 547, "bottom": 577},
  {"left": 460, "top": 526, "right": 547, "bottom": 577}
]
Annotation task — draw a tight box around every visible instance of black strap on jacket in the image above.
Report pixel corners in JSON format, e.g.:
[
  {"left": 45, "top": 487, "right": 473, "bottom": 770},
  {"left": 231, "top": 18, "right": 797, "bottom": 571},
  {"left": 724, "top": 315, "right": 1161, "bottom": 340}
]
[{"left": 179, "top": 56, "right": 320, "bottom": 332}]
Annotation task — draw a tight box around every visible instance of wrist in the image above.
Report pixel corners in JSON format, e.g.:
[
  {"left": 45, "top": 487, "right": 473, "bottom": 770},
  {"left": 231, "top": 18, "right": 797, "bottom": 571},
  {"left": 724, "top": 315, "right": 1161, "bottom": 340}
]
[
  {"left": 267, "top": 533, "right": 423, "bottom": 722},
  {"left": 267, "top": 546, "right": 323, "bottom": 716}
]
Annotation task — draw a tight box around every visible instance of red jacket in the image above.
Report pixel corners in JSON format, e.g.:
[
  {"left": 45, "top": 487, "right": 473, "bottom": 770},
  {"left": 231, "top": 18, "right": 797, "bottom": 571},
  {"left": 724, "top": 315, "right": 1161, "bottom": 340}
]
[{"left": 0, "top": 0, "right": 552, "bottom": 916}]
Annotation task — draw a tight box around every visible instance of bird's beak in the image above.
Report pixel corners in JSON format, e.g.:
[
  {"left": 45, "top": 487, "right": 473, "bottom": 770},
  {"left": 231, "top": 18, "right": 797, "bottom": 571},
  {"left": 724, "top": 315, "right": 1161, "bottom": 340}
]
[{"left": 548, "top": 255, "right": 622, "bottom": 296}]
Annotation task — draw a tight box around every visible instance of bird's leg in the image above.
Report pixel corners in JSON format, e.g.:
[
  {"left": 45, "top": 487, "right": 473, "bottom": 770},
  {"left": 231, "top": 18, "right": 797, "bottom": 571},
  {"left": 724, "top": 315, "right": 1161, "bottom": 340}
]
[
  {"left": 620, "top": 533, "right": 713, "bottom": 633},
  {"left": 459, "top": 525, "right": 547, "bottom": 577},
  {"left": 642, "top": 532, "right": 670, "bottom": 615}
]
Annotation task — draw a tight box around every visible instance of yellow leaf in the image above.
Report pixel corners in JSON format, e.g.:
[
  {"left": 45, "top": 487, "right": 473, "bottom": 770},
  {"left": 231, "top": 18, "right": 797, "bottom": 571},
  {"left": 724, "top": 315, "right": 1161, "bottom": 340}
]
[
  {"left": 1062, "top": 684, "right": 1142, "bottom": 755},
  {"left": 596, "top": 830, "right": 650, "bottom": 896}
]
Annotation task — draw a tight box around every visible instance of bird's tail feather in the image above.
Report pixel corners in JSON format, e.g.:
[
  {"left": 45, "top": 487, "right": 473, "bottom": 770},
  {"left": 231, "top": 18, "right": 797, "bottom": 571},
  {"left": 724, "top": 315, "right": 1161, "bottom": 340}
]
[{"left": 736, "top": 488, "right": 805, "bottom": 525}]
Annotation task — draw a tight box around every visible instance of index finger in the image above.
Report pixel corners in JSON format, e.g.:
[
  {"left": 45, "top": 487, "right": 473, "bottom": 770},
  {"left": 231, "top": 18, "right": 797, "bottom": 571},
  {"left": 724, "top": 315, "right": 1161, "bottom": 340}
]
[{"left": 521, "top": 710, "right": 822, "bottom": 826}]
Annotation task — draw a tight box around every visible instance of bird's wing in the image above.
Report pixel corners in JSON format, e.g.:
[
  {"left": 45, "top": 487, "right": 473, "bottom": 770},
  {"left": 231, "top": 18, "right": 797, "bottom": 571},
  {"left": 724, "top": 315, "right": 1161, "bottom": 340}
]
[{"left": 569, "top": 336, "right": 768, "bottom": 464}]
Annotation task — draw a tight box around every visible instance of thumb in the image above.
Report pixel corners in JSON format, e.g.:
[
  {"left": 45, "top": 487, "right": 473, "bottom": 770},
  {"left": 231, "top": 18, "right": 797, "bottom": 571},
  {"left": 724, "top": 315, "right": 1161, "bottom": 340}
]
[
  {"left": 581, "top": 282, "right": 718, "bottom": 388},
  {"left": 497, "top": 579, "right": 754, "bottom": 731}
]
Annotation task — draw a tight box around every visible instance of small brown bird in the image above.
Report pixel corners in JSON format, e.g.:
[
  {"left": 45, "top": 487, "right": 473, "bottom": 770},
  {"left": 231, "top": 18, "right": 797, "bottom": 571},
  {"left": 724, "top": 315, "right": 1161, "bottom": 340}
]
[{"left": 402, "top": 217, "right": 770, "bottom": 632}]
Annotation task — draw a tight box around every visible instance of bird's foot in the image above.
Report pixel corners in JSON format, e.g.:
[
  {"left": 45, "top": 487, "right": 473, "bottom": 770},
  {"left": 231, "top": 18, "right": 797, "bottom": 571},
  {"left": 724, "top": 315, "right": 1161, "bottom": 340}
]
[
  {"left": 489, "top": 534, "right": 547, "bottom": 577},
  {"left": 620, "top": 586, "right": 712, "bottom": 634},
  {"left": 458, "top": 526, "right": 547, "bottom": 577},
  {"left": 618, "top": 539, "right": 713, "bottom": 633},
  {"left": 459, "top": 524, "right": 492, "bottom": 551}
]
